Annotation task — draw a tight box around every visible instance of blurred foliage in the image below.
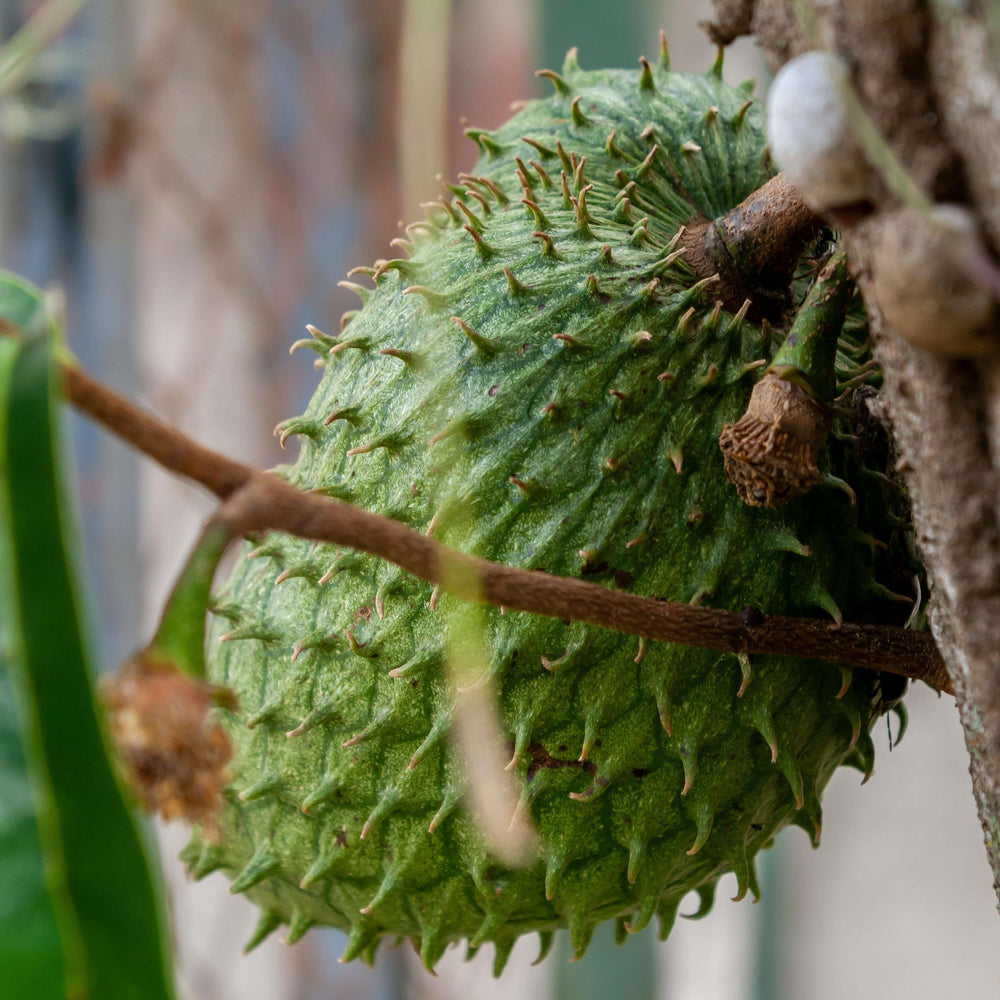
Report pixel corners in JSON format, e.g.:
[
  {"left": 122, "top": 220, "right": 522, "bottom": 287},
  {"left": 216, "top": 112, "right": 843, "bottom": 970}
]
[
  {"left": 538, "top": 0, "right": 656, "bottom": 72},
  {"left": 0, "top": 0, "right": 85, "bottom": 140},
  {"left": 0, "top": 272, "right": 175, "bottom": 999}
]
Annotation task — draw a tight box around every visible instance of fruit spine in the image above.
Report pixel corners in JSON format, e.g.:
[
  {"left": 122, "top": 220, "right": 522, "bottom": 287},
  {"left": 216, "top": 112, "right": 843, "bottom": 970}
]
[{"left": 183, "top": 44, "right": 906, "bottom": 972}]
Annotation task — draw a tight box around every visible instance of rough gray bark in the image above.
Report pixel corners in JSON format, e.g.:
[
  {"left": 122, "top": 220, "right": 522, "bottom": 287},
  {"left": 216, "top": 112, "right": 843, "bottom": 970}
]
[{"left": 707, "top": 0, "right": 1000, "bottom": 904}]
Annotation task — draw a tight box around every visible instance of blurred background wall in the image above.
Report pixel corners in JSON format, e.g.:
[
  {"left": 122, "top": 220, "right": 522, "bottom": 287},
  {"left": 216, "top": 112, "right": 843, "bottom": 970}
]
[{"left": 0, "top": 0, "right": 996, "bottom": 997}]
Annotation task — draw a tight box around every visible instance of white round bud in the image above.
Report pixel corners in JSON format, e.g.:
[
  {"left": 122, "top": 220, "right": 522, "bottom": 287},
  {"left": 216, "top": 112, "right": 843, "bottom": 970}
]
[
  {"left": 870, "top": 204, "right": 996, "bottom": 357},
  {"left": 767, "top": 51, "right": 870, "bottom": 212}
]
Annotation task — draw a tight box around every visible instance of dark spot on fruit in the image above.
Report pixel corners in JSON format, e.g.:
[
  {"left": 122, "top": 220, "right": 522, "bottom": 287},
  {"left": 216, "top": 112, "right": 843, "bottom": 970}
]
[
  {"left": 632, "top": 768, "right": 649, "bottom": 778},
  {"left": 525, "top": 741, "right": 596, "bottom": 779},
  {"left": 336, "top": 828, "right": 348, "bottom": 847},
  {"left": 740, "top": 605, "right": 764, "bottom": 627},
  {"left": 558, "top": 745, "right": 567, "bottom": 752},
  {"left": 614, "top": 570, "right": 634, "bottom": 589},
  {"left": 411, "top": 680, "right": 419, "bottom": 688},
  {"left": 678, "top": 744, "right": 689, "bottom": 756},
  {"left": 686, "top": 509, "right": 704, "bottom": 527},
  {"left": 581, "top": 560, "right": 609, "bottom": 576},
  {"left": 489, "top": 385, "right": 499, "bottom": 396},
  {"left": 751, "top": 823, "right": 764, "bottom": 832}
]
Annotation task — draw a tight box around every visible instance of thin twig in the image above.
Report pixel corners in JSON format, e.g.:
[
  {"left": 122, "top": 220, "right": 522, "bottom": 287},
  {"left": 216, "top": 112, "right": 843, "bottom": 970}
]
[
  {"left": 61, "top": 361, "right": 952, "bottom": 694},
  {"left": 61, "top": 365, "right": 255, "bottom": 498}
]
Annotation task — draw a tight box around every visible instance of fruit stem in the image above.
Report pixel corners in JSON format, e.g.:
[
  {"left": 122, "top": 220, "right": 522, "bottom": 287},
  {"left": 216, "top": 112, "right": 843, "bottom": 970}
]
[
  {"left": 144, "top": 520, "right": 236, "bottom": 682},
  {"left": 769, "top": 249, "right": 853, "bottom": 402},
  {"left": 715, "top": 173, "right": 819, "bottom": 288},
  {"left": 682, "top": 172, "right": 820, "bottom": 317}
]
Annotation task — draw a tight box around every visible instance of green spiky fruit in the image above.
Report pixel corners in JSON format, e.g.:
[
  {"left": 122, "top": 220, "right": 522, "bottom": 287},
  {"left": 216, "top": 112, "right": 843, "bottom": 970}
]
[{"left": 185, "top": 50, "right": 910, "bottom": 971}]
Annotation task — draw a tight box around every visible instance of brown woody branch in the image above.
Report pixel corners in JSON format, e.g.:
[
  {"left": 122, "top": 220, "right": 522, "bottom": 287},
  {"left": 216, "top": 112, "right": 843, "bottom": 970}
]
[
  {"left": 61, "top": 365, "right": 256, "bottom": 497},
  {"left": 62, "top": 361, "right": 952, "bottom": 694}
]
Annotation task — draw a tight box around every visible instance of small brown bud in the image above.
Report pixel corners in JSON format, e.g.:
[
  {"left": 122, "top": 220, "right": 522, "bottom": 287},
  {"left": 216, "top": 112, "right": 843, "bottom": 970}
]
[
  {"left": 102, "top": 656, "right": 234, "bottom": 832},
  {"left": 718, "top": 372, "right": 832, "bottom": 507}
]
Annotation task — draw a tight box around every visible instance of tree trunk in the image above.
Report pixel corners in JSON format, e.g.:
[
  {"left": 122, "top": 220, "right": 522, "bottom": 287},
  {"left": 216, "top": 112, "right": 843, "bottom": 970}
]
[{"left": 710, "top": 0, "right": 1000, "bottom": 906}]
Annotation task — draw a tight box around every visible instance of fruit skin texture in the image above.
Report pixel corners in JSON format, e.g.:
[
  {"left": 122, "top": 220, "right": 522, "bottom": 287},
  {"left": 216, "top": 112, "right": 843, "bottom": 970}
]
[{"left": 185, "top": 53, "right": 899, "bottom": 971}]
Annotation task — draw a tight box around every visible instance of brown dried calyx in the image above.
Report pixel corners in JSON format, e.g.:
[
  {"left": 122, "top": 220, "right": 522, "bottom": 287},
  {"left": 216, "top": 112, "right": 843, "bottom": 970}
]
[
  {"left": 102, "top": 655, "right": 234, "bottom": 832},
  {"left": 718, "top": 370, "right": 832, "bottom": 508}
]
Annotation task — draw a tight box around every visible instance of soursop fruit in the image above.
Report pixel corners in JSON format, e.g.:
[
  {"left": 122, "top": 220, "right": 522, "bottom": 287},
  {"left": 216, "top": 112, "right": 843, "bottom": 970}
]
[{"left": 183, "top": 47, "right": 913, "bottom": 971}]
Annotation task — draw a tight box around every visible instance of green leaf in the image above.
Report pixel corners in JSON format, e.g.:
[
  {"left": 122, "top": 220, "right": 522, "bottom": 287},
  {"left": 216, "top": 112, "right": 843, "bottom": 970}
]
[
  {"left": 0, "top": 334, "right": 66, "bottom": 997},
  {"left": 0, "top": 275, "right": 176, "bottom": 999},
  {"left": 0, "top": 268, "right": 50, "bottom": 334}
]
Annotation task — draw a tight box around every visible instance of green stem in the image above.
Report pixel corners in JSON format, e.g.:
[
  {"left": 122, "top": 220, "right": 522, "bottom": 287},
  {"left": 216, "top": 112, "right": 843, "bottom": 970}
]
[
  {"left": 144, "top": 521, "right": 235, "bottom": 680},
  {"left": 770, "top": 249, "right": 853, "bottom": 402}
]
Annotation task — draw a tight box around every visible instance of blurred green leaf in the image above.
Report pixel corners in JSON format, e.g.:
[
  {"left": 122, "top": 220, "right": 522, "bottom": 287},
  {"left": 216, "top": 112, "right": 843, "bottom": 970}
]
[
  {"left": 0, "top": 0, "right": 86, "bottom": 98},
  {"left": 0, "top": 269, "right": 50, "bottom": 334},
  {"left": 0, "top": 273, "right": 175, "bottom": 1000},
  {"left": 0, "top": 333, "right": 66, "bottom": 997}
]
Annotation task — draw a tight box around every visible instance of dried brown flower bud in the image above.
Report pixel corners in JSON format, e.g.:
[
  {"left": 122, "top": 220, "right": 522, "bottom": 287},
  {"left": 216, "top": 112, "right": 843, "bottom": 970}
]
[
  {"left": 718, "top": 372, "right": 832, "bottom": 507},
  {"left": 102, "top": 656, "right": 234, "bottom": 832}
]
